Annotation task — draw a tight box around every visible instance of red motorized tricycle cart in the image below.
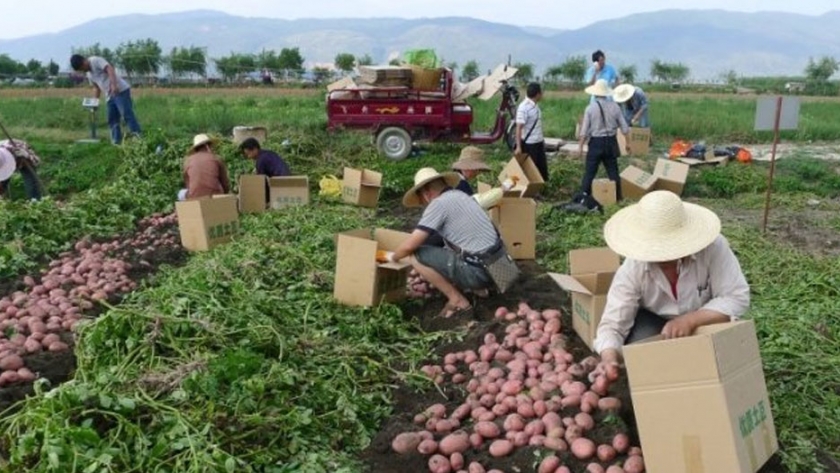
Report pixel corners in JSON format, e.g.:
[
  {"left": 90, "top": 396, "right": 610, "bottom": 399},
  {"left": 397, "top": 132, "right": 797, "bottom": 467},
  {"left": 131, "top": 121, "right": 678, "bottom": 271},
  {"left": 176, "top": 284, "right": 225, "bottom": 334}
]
[{"left": 326, "top": 65, "right": 519, "bottom": 160}]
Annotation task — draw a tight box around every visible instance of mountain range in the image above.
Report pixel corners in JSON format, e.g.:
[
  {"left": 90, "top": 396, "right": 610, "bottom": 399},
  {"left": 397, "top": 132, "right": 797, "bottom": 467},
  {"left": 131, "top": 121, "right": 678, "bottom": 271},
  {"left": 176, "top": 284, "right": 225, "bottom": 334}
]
[{"left": 1, "top": 9, "right": 839, "bottom": 80}]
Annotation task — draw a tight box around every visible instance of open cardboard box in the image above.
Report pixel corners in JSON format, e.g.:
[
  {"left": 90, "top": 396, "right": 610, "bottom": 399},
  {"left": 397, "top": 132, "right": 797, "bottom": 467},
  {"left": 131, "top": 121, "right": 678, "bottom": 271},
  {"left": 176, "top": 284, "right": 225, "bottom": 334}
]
[
  {"left": 269, "top": 176, "right": 310, "bottom": 209},
  {"left": 620, "top": 166, "right": 657, "bottom": 201},
  {"left": 489, "top": 197, "right": 536, "bottom": 260},
  {"left": 498, "top": 156, "right": 545, "bottom": 198},
  {"left": 624, "top": 320, "right": 778, "bottom": 473},
  {"left": 653, "top": 158, "right": 690, "bottom": 195},
  {"left": 238, "top": 174, "right": 268, "bottom": 214},
  {"left": 334, "top": 228, "right": 412, "bottom": 307},
  {"left": 548, "top": 248, "right": 620, "bottom": 349},
  {"left": 617, "top": 127, "right": 651, "bottom": 156},
  {"left": 342, "top": 167, "right": 383, "bottom": 208},
  {"left": 175, "top": 194, "right": 240, "bottom": 252}
]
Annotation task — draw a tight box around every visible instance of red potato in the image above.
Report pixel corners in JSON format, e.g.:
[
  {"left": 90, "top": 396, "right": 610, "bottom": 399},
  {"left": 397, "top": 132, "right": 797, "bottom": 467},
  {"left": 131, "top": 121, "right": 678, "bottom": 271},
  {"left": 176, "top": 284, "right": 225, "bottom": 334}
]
[
  {"left": 503, "top": 414, "right": 525, "bottom": 432},
  {"left": 597, "top": 444, "right": 617, "bottom": 463},
  {"left": 427, "top": 454, "right": 451, "bottom": 473},
  {"left": 575, "top": 412, "right": 595, "bottom": 431},
  {"left": 571, "top": 438, "right": 596, "bottom": 460},
  {"left": 392, "top": 432, "right": 423, "bottom": 454},
  {"left": 556, "top": 467, "right": 572, "bottom": 473},
  {"left": 591, "top": 375, "right": 610, "bottom": 396},
  {"left": 564, "top": 425, "right": 584, "bottom": 444},
  {"left": 612, "top": 433, "right": 630, "bottom": 453},
  {"left": 468, "top": 462, "right": 486, "bottom": 473},
  {"left": 0, "top": 353, "right": 24, "bottom": 371},
  {"left": 23, "top": 337, "right": 41, "bottom": 354},
  {"left": 524, "top": 420, "right": 545, "bottom": 436},
  {"left": 606, "top": 466, "right": 625, "bottom": 473},
  {"left": 469, "top": 433, "right": 483, "bottom": 449},
  {"left": 426, "top": 404, "right": 447, "bottom": 419},
  {"left": 452, "top": 374, "right": 466, "bottom": 384},
  {"left": 48, "top": 341, "right": 69, "bottom": 352},
  {"left": 418, "top": 439, "right": 438, "bottom": 455},
  {"left": 418, "top": 430, "right": 434, "bottom": 440},
  {"left": 598, "top": 397, "right": 622, "bottom": 413},
  {"left": 488, "top": 439, "right": 513, "bottom": 457},
  {"left": 586, "top": 464, "right": 606, "bottom": 473},
  {"left": 435, "top": 419, "right": 456, "bottom": 434},
  {"left": 623, "top": 455, "right": 645, "bottom": 473},
  {"left": 513, "top": 431, "right": 530, "bottom": 447},
  {"left": 474, "top": 421, "right": 500, "bottom": 439},
  {"left": 538, "top": 455, "right": 561, "bottom": 473},
  {"left": 533, "top": 400, "right": 547, "bottom": 417},
  {"left": 438, "top": 432, "right": 470, "bottom": 455},
  {"left": 451, "top": 403, "right": 472, "bottom": 421},
  {"left": 449, "top": 452, "right": 464, "bottom": 470},
  {"left": 560, "top": 394, "right": 581, "bottom": 408},
  {"left": 494, "top": 307, "right": 508, "bottom": 319},
  {"left": 542, "top": 437, "right": 567, "bottom": 451},
  {"left": 0, "top": 370, "right": 20, "bottom": 386},
  {"left": 529, "top": 435, "right": 546, "bottom": 447}
]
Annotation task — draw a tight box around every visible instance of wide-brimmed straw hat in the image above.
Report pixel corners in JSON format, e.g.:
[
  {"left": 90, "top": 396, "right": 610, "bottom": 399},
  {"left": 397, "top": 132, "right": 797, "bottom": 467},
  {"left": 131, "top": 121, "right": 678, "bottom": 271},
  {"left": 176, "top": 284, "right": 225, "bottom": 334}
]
[
  {"left": 451, "top": 146, "right": 491, "bottom": 172},
  {"left": 0, "top": 148, "right": 16, "bottom": 181},
  {"left": 585, "top": 78, "right": 613, "bottom": 97},
  {"left": 402, "top": 167, "right": 462, "bottom": 208},
  {"left": 189, "top": 133, "right": 218, "bottom": 152},
  {"left": 613, "top": 84, "right": 636, "bottom": 103},
  {"left": 603, "top": 190, "right": 721, "bottom": 262}
]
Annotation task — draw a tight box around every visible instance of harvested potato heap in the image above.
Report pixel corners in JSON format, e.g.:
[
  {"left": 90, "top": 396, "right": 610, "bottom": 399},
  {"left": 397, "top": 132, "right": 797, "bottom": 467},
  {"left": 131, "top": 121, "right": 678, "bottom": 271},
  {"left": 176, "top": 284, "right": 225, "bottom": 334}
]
[
  {"left": 392, "top": 302, "right": 646, "bottom": 473},
  {"left": 407, "top": 269, "right": 438, "bottom": 300},
  {"left": 0, "top": 213, "right": 180, "bottom": 387}
]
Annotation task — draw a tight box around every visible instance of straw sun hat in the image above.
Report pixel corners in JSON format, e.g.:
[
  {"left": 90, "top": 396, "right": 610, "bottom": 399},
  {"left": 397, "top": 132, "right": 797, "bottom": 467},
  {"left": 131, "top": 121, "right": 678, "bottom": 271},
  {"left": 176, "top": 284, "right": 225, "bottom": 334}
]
[
  {"left": 189, "top": 133, "right": 218, "bottom": 152},
  {"left": 451, "top": 146, "right": 491, "bottom": 172},
  {"left": 603, "top": 190, "right": 721, "bottom": 262},
  {"left": 613, "top": 84, "right": 636, "bottom": 103},
  {"left": 402, "top": 167, "right": 462, "bottom": 208},
  {"left": 584, "top": 78, "right": 613, "bottom": 97},
  {"left": 0, "top": 148, "right": 17, "bottom": 182}
]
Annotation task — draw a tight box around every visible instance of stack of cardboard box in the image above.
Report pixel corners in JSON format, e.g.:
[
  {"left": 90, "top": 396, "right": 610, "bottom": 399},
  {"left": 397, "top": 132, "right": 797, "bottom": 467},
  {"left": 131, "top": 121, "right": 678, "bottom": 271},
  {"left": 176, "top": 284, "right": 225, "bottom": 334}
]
[{"left": 621, "top": 158, "right": 690, "bottom": 201}]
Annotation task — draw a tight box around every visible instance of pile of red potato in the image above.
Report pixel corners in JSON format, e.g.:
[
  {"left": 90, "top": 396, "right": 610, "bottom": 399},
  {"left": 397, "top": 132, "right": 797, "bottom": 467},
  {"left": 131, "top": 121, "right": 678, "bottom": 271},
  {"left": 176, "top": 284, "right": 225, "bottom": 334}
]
[
  {"left": 0, "top": 213, "right": 180, "bottom": 387},
  {"left": 407, "top": 269, "right": 438, "bottom": 300},
  {"left": 392, "top": 302, "right": 645, "bottom": 473}
]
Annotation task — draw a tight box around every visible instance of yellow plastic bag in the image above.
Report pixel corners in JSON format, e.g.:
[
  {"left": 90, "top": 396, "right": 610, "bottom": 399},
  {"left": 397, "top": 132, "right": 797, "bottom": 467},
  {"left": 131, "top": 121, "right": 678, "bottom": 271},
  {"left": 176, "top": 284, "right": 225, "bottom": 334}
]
[{"left": 319, "top": 174, "right": 342, "bottom": 198}]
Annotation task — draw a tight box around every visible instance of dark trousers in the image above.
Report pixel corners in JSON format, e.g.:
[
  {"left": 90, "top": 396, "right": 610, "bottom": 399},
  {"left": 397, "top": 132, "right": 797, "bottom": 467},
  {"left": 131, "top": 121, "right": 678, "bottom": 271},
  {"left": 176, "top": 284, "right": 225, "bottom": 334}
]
[
  {"left": 523, "top": 141, "right": 548, "bottom": 182},
  {"left": 581, "top": 136, "right": 622, "bottom": 200},
  {"left": 625, "top": 308, "right": 668, "bottom": 344},
  {"left": 0, "top": 163, "right": 42, "bottom": 201}
]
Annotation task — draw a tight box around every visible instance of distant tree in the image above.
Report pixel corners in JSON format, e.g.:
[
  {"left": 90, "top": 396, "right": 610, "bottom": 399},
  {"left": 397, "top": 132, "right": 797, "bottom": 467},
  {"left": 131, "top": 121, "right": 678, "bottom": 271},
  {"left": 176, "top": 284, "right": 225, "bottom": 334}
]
[
  {"left": 461, "top": 60, "right": 480, "bottom": 82},
  {"left": 278, "top": 47, "right": 305, "bottom": 78},
  {"left": 804, "top": 56, "right": 839, "bottom": 82},
  {"left": 312, "top": 66, "right": 333, "bottom": 84},
  {"left": 513, "top": 62, "right": 534, "bottom": 84},
  {"left": 619, "top": 65, "right": 637, "bottom": 84},
  {"left": 650, "top": 59, "right": 690, "bottom": 83},
  {"left": 214, "top": 53, "right": 255, "bottom": 82},
  {"left": 47, "top": 60, "right": 59, "bottom": 76},
  {"left": 551, "top": 55, "right": 587, "bottom": 85},
  {"left": 720, "top": 69, "right": 739, "bottom": 86},
  {"left": 357, "top": 54, "right": 374, "bottom": 66},
  {"left": 0, "top": 54, "right": 25, "bottom": 77},
  {"left": 168, "top": 46, "right": 207, "bottom": 80},
  {"left": 25, "top": 59, "right": 42, "bottom": 75},
  {"left": 256, "top": 49, "right": 282, "bottom": 74},
  {"left": 115, "top": 38, "right": 162, "bottom": 80},
  {"left": 334, "top": 53, "right": 356, "bottom": 74},
  {"left": 72, "top": 43, "right": 116, "bottom": 65},
  {"left": 388, "top": 58, "right": 401, "bottom": 66}
]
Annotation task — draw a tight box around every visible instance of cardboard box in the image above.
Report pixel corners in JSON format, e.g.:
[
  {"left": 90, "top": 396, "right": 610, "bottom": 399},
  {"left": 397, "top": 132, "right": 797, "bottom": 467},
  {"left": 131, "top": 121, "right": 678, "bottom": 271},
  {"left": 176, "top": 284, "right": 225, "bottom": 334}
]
[
  {"left": 591, "top": 178, "right": 617, "bottom": 206},
  {"left": 342, "top": 167, "right": 382, "bottom": 208},
  {"left": 489, "top": 197, "right": 536, "bottom": 260},
  {"left": 620, "top": 166, "right": 657, "bottom": 200},
  {"left": 232, "top": 126, "right": 267, "bottom": 145},
  {"left": 175, "top": 194, "right": 240, "bottom": 251},
  {"left": 617, "top": 127, "right": 651, "bottom": 156},
  {"left": 548, "top": 248, "right": 620, "bottom": 349},
  {"left": 498, "top": 156, "right": 545, "bottom": 198},
  {"left": 653, "top": 158, "right": 690, "bottom": 195},
  {"left": 238, "top": 174, "right": 268, "bottom": 214},
  {"left": 334, "top": 228, "right": 412, "bottom": 307},
  {"left": 269, "top": 176, "right": 310, "bottom": 209},
  {"left": 624, "top": 320, "right": 779, "bottom": 473}
]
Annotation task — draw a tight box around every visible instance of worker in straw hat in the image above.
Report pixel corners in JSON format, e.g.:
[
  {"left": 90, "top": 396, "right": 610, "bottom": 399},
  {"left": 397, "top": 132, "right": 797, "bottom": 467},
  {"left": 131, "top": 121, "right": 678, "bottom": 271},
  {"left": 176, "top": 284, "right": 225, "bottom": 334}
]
[
  {"left": 578, "top": 78, "right": 629, "bottom": 201},
  {"left": 613, "top": 83, "right": 650, "bottom": 128},
  {"left": 179, "top": 133, "right": 230, "bottom": 200},
  {"left": 383, "top": 167, "right": 512, "bottom": 317},
  {"left": 591, "top": 190, "right": 750, "bottom": 380},
  {"left": 0, "top": 139, "right": 44, "bottom": 201},
  {"left": 450, "top": 145, "right": 491, "bottom": 196}
]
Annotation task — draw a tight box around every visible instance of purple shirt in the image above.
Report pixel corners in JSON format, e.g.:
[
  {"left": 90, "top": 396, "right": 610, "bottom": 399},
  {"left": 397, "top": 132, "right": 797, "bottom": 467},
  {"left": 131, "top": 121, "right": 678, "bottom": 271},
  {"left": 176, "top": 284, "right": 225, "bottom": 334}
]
[{"left": 255, "top": 149, "right": 291, "bottom": 177}]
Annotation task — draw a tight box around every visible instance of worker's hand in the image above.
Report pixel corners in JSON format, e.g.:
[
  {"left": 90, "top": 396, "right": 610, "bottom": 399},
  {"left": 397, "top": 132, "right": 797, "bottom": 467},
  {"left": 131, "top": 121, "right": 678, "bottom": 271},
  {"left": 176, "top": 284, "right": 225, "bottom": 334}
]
[
  {"left": 109, "top": 85, "right": 118, "bottom": 97},
  {"left": 661, "top": 313, "right": 698, "bottom": 339},
  {"left": 590, "top": 349, "right": 621, "bottom": 382},
  {"left": 376, "top": 250, "right": 397, "bottom": 263},
  {"left": 593, "top": 61, "right": 602, "bottom": 72},
  {"left": 514, "top": 144, "right": 522, "bottom": 157}
]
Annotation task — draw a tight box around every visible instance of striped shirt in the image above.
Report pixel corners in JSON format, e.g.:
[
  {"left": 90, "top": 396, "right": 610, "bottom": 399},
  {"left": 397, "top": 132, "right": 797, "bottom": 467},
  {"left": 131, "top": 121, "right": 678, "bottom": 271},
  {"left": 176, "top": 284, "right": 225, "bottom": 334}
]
[
  {"left": 593, "top": 235, "right": 750, "bottom": 354},
  {"left": 418, "top": 188, "right": 497, "bottom": 254},
  {"left": 515, "top": 98, "right": 544, "bottom": 144},
  {"left": 580, "top": 97, "right": 629, "bottom": 138}
]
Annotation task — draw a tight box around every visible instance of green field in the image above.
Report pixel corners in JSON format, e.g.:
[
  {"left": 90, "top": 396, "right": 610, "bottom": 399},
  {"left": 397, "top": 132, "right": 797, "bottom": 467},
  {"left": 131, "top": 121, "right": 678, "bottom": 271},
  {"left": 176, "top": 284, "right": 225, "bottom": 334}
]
[{"left": 0, "top": 87, "right": 838, "bottom": 472}]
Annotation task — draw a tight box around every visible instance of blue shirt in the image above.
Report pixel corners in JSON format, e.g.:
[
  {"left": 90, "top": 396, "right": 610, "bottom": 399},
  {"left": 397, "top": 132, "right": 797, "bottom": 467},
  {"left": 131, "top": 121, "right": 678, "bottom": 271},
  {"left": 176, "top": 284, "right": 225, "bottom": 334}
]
[
  {"left": 621, "top": 87, "right": 650, "bottom": 128},
  {"left": 584, "top": 64, "right": 620, "bottom": 103},
  {"left": 255, "top": 149, "right": 291, "bottom": 177}
]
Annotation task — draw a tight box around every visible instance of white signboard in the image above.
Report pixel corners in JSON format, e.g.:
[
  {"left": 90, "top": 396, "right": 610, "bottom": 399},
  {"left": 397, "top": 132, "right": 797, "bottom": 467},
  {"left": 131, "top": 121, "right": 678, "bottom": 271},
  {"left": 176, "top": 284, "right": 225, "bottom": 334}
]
[{"left": 754, "top": 96, "right": 800, "bottom": 131}]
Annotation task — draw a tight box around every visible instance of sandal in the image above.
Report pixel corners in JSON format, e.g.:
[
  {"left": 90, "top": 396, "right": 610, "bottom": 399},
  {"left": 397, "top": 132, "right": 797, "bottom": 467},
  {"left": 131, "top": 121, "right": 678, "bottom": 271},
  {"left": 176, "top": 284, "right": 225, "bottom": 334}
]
[{"left": 438, "top": 303, "right": 473, "bottom": 318}]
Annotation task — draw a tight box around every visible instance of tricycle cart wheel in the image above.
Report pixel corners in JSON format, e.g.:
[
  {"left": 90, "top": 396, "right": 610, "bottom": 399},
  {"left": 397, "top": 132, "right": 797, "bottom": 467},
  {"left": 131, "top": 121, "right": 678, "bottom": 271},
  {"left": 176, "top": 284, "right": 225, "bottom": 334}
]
[{"left": 376, "top": 127, "right": 412, "bottom": 161}]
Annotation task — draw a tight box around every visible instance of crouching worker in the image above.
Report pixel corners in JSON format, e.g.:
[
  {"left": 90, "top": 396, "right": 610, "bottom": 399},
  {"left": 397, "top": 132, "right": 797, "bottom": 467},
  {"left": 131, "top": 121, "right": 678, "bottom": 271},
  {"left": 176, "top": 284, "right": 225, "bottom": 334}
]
[
  {"left": 592, "top": 190, "right": 750, "bottom": 379},
  {"left": 450, "top": 145, "right": 491, "bottom": 196},
  {"left": 0, "top": 140, "right": 44, "bottom": 201},
  {"left": 179, "top": 134, "right": 230, "bottom": 200},
  {"left": 383, "top": 168, "right": 517, "bottom": 317}
]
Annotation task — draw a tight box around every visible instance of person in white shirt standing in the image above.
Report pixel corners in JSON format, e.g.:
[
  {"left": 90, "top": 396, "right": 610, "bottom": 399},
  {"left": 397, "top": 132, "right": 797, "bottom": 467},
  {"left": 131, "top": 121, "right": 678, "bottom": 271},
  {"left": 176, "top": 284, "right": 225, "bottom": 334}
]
[
  {"left": 70, "top": 54, "right": 141, "bottom": 145},
  {"left": 514, "top": 82, "right": 548, "bottom": 182},
  {"left": 592, "top": 190, "right": 750, "bottom": 379}
]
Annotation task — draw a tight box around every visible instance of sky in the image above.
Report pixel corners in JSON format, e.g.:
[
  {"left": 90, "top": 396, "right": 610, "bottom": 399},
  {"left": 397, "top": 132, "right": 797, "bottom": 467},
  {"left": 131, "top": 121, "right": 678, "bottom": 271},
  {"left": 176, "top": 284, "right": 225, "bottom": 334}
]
[{"left": 0, "top": 0, "right": 837, "bottom": 40}]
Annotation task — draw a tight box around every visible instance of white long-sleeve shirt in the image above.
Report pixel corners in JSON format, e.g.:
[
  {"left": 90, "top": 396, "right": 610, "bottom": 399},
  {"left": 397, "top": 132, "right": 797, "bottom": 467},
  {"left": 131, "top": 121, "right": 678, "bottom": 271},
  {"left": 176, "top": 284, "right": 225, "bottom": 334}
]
[{"left": 593, "top": 235, "right": 750, "bottom": 354}]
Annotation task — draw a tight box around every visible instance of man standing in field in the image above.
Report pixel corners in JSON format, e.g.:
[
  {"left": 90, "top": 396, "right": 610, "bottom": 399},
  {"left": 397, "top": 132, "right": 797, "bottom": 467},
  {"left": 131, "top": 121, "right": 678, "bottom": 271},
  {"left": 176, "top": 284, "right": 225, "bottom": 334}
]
[
  {"left": 514, "top": 82, "right": 548, "bottom": 182},
  {"left": 70, "top": 54, "right": 141, "bottom": 145},
  {"left": 239, "top": 138, "right": 291, "bottom": 177},
  {"left": 584, "top": 50, "right": 621, "bottom": 103}
]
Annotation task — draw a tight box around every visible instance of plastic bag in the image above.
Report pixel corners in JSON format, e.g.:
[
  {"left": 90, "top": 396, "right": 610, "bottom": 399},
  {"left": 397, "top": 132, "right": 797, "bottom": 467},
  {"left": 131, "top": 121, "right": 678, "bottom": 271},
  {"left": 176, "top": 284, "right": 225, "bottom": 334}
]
[
  {"left": 319, "top": 174, "right": 342, "bottom": 198},
  {"left": 403, "top": 49, "right": 438, "bottom": 68}
]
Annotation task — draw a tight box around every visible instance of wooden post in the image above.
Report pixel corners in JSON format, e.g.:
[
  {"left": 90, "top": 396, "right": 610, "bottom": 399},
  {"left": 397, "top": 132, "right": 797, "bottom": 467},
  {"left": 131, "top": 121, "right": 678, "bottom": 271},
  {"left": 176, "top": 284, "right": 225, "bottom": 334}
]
[{"left": 761, "top": 96, "right": 783, "bottom": 233}]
